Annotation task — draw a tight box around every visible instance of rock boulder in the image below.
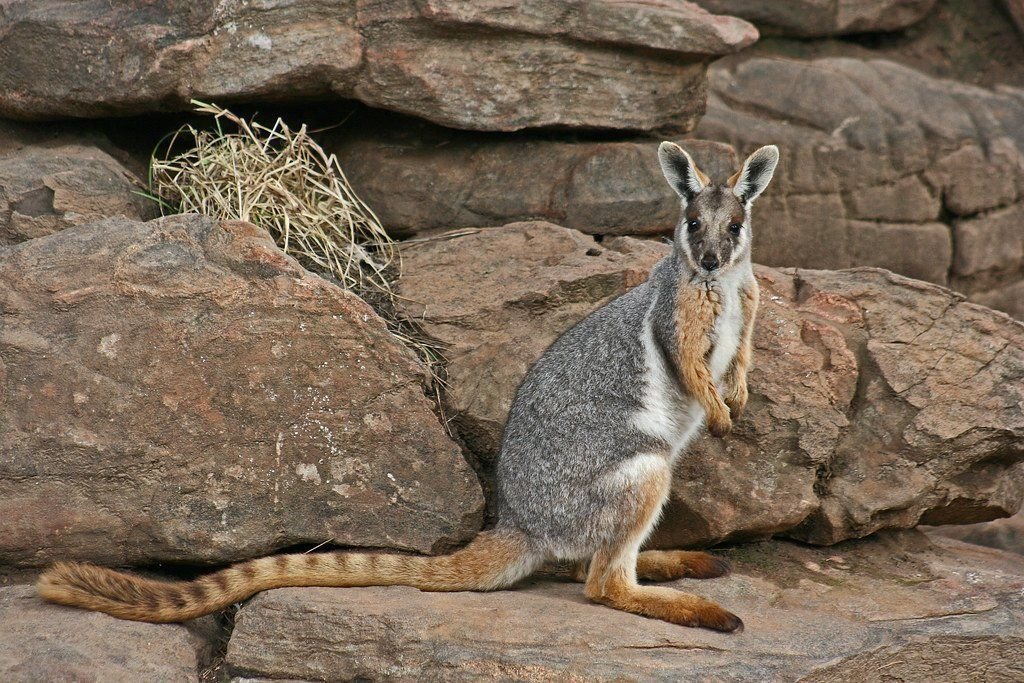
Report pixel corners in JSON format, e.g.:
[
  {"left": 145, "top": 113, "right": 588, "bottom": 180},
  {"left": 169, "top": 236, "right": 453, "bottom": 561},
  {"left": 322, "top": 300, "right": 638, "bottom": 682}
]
[
  {"left": 0, "top": 1, "right": 756, "bottom": 132},
  {"left": 930, "top": 511, "right": 1024, "bottom": 556},
  {"left": 693, "top": 0, "right": 936, "bottom": 37},
  {"left": 224, "top": 533, "right": 1024, "bottom": 681},
  {"left": 696, "top": 56, "right": 1024, "bottom": 317},
  {"left": 398, "top": 222, "right": 1024, "bottom": 546},
  {"left": 0, "top": 214, "right": 484, "bottom": 569},
  {"left": 0, "top": 142, "right": 155, "bottom": 245}
]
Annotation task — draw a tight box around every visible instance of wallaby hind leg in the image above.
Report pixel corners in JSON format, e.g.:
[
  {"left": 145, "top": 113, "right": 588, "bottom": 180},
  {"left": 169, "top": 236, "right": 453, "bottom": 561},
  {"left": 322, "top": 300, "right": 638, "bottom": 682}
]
[
  {"left": 570, "top": 550, "right": 729, "bottom": 583},
  {"left": 582, "top": 463, "right": 742, "bottom": 632},
  {"left": 636, "top": 550, "right": 731, "bottom": 581}
]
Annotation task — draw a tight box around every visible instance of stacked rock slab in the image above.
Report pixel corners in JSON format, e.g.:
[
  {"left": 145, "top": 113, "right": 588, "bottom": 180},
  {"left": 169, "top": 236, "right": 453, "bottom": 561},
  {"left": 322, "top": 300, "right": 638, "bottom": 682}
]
[
  {"left": 223, "top": 534, "right": 1024, "bottom": 681},
  {"left": 696, "top": 56, "right": 1024, "bottom": 318},
  {"left": 0, "top": 1, "right": 755, "bottom": 132},
  {"left": 693, "top": 0, "right": 937, "bottom": 37},
  {"left": 326, "top": 117, "right": 738, "bottom": 238},
  {"left": 0, "top": 215, "right": 484, "bottom": 569},
  {"left": 328, "top": 55, "right": 1024, "bottom": 320},
  {"left": 398, "top": 222, "right": 1024, "bottom": 547},
  {"left": 0, "top": 121, "right": 155, "bottom": 245}
]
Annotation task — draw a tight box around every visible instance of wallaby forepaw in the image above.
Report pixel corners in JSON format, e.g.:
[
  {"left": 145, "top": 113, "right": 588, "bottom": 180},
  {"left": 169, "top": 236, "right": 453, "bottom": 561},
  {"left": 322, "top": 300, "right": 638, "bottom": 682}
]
[
  {"left": 724, "top": 381, "right": 748, "bottom": 420},
  {"left": 707, "top": 411, "right": 732, "bottom": 438}
]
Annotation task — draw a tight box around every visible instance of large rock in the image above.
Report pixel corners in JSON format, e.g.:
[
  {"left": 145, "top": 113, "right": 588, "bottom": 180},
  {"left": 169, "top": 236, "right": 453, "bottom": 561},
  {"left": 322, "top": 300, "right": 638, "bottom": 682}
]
[
  {"left": 0, "top": 140, "right": 155, "bottom": 245},
  {"left": 0, "top": 584, "right": 217, "bottom": 682},
  {"left": 327, "top": 117, "right": 737, "bottom": 238},
  {"left": 929, "top": 511, "right": 1024, "bottom": 555},
  {"left": 693, "top": 0, "right": 936, "bottom": 37},
  {"left": 695, "top": 56, "right": 1024, "bottom": 317},
  {"left": 398, "top": 222, "right": 1024, "bottom": 546},
  {"left": 0, "top": 1, "right": 756, "bottom": 132},
  {"left": 224, "top": 533, "right": 1024, "bottom": 681},
  {"left": 1004, "top": 0, "right": 1024, "bottom": 36},
  {"left": 0, "top": 214, "right": 484, "bottom": 569}
]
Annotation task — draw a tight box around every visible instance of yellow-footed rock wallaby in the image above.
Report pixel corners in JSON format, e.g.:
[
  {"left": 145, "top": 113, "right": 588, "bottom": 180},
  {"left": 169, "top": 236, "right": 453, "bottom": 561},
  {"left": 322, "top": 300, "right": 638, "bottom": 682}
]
[{"left": 40, "top": 142, "right": 779, "bottom": 632}]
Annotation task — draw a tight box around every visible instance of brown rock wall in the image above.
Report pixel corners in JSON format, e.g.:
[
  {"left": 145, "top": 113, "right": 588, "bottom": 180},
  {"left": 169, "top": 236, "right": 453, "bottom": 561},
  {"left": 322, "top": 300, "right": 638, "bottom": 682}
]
[
  {"left": 0, "top": 214, "right": 484, "bottom": 569},
  {"left": 0, "top": 1, "right": 755, "bottom": 132},
  {"left": 398, "top": 222, "right": 1024, "bottom": 546}
]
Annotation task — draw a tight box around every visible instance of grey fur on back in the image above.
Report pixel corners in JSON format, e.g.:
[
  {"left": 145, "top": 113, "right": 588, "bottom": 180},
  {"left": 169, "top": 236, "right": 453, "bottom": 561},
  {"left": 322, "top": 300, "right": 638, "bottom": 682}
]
[{"left": 496, "top": 255, "right": 689, "bottom": 559}]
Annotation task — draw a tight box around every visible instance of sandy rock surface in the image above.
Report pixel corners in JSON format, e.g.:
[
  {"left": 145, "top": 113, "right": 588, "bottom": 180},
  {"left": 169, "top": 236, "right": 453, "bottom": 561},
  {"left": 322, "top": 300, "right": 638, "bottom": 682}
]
[
  {"left": 0, "top": 214, "right": 483, "bottom": 569},
  {"left": 0, "top": 584, "right": 218, "bottom": 682},
  {"left": 224, "top": 533, "right": 1024, "bottom": 682}
]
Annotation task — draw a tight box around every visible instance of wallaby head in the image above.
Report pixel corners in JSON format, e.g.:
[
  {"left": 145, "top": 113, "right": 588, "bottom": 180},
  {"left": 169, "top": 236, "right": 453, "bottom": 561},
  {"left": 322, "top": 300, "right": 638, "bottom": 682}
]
[{"left": 658, "top": 142, "right": 779, "bottom": 278}]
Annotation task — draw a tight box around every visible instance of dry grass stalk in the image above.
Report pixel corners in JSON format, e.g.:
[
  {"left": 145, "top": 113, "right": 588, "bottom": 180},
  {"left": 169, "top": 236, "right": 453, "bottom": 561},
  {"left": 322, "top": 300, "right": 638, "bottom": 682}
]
[
  {"left": 150, "top": 100, "right": 395, "bottom": 298},
  {"left": 149, "top": 101, "right": 449, "bottom": 403}
]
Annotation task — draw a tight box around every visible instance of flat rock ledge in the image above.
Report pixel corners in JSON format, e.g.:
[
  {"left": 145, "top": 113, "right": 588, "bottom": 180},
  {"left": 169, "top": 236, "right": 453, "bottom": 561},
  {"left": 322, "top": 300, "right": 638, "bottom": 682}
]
[
  {"left": 0, "top": 1, "right": 755, "bottom": 132},
  {"left": 0, "top": 584, "right": 219, "bottom": 682},
  {"left": 221, "top": 533, "right": 1024, "bottom": 682}
]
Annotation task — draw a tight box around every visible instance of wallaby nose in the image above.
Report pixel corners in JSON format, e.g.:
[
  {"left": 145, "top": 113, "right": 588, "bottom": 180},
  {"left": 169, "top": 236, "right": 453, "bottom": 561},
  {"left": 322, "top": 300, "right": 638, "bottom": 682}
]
[{"left": 700, "top": 254, "right": 720, "bottom": 271}]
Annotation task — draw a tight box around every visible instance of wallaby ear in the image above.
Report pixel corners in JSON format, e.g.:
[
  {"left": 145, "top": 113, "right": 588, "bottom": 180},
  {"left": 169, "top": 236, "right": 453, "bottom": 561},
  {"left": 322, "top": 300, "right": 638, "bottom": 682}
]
[
  {"left": 658, "top": 141, "right": 708, "bottom": 200},
  {"left": 729, "top": 145, "right": 779, "bottom": 203}
]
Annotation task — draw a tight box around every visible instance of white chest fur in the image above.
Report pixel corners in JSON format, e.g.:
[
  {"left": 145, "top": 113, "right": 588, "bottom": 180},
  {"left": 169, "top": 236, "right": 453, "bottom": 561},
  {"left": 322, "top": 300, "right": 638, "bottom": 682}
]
[
  {"left": 707, "top": 272, "right": 745, "bottom": 384},
  {"left": 633, "top": 268, "right": 748, "bottom": 458}
]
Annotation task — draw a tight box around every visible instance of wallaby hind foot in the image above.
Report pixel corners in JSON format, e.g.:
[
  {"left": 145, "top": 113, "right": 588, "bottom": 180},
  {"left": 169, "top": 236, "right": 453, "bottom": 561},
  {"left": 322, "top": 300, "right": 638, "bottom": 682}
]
[{"left": 571, "top": 550, "right": 731, "bottom": 583}]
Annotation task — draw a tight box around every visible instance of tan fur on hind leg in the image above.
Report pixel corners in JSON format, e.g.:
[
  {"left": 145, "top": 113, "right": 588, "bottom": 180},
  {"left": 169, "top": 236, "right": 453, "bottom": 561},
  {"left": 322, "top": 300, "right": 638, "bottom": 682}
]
[
  {"left": 582, "top": 463, "right": 742, "bottom": 632},
  {"left": 636, "top": 550, "right": 731, "bottom": 581}
]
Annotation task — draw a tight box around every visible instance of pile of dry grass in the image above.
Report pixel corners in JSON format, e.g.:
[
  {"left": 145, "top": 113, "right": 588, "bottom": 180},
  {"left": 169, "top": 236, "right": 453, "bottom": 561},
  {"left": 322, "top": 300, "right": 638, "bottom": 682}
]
[
  {"left": 150, "top": 100, "right": 395, "bottom": 297},
  {"left": 149, "top": 101, "right": 447, "bottom": 399}
]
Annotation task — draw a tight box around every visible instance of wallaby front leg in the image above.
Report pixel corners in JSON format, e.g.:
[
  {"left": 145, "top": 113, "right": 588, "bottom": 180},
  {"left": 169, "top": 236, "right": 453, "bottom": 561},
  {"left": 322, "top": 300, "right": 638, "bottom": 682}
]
[
  {"left": 676, "top": 286, "right": 732, "bottom": 437},
  {"left": 723, "top": 278, "right": 759, "bottom": 419}
]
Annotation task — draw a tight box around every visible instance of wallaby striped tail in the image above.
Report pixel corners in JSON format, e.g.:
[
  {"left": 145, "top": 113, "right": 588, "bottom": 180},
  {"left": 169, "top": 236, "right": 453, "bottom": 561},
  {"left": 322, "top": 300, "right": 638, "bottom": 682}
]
[{"left": 37, "top": 529, "right": 538, "bottom": 623}]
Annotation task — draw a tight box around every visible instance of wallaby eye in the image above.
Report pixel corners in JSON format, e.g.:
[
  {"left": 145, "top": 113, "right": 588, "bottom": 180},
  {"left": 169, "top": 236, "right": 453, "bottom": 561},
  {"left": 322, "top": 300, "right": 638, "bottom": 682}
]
[
  {"left": 728, "top": 223, "right": 743, "bottom": 236},
  {"left": 687, "top": 219, "right": 701, "bottom": 233}
]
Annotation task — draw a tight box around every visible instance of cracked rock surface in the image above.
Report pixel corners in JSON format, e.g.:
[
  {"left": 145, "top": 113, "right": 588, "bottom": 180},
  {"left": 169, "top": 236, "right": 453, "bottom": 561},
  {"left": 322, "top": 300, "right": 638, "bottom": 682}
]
[
  {"left": 696, "top": 56, "right": 1024, "bottom": 318},
  {"left": 0, "top": 584, "right": 219, "bottom": 682},
  {"left": 223, "top": 533, "right": 1024, "bottom": 682},
  {"left": 0, "top": 0, "right": 755, "bottom": 132},
  {"left": 0, "top": 215, "right": 484, "bottom": 569},
  {"left": 398, "top": 222, "right": 1024, "bottom": 546}
]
